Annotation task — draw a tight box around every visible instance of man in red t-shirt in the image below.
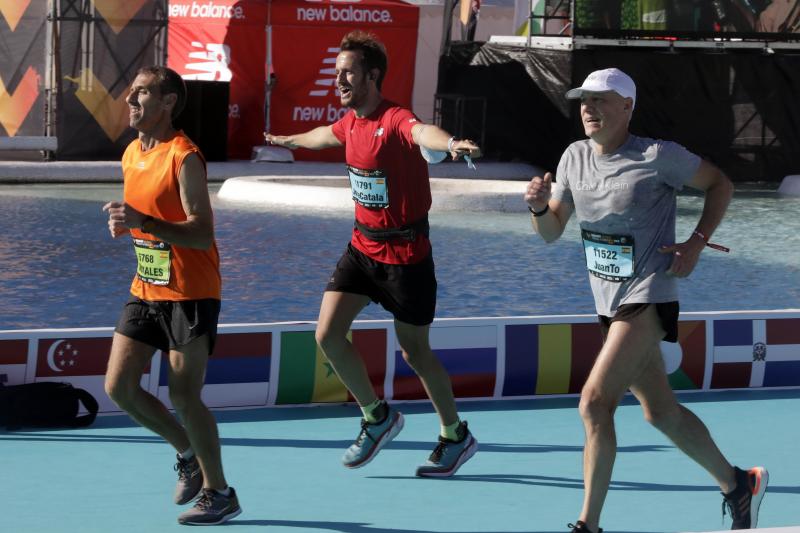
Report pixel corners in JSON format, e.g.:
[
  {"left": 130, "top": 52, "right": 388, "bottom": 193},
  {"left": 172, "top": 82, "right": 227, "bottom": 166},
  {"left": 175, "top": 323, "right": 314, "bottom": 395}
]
[{"left": 267, "top": 30, "right": 481, "bottom": 477}]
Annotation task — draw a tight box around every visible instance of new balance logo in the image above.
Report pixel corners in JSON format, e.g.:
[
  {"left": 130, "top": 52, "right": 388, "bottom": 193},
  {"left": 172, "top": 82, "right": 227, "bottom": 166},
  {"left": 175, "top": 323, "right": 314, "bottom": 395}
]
[
  {"left": 183, "top": 42, "right": 233, "bottom": 81},
  {"left": 309, "top": 47, "right": 340, "bottom": 97}
]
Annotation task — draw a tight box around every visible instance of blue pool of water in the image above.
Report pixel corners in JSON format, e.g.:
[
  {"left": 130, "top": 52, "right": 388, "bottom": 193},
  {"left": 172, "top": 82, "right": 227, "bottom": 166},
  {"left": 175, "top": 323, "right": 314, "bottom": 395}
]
[{"left": 1, "top": 183, "right": 798, "bottom": 330}]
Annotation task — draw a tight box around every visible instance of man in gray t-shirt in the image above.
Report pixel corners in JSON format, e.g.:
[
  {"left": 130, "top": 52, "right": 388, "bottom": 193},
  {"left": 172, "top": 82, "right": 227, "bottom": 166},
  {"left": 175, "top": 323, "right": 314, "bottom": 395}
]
[
  {"left": 553, "top": 134, "right": 700, "bottom": 316},
  {"left": 524, "top": 68, "right": 767, "bottom": 533}
]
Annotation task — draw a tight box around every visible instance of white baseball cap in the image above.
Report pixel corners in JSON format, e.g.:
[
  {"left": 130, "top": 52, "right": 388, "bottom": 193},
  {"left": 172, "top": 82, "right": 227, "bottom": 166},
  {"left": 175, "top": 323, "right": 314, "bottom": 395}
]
[{"left": 565, "top": 68, "right": 636, "bottom": 108}]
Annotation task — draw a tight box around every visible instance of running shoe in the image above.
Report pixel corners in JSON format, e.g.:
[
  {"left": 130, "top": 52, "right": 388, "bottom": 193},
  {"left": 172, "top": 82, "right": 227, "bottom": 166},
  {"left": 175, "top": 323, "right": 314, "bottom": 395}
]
[
  {"left": 178, "top": 487, "right": 242, "bottom": 525},
  {"left": 569, "top": 521, "right": 602, "bottom": 533},
  {"left": 341, "top": 404, "right": 404, "bottom": 469},
  {"left": 415, "top": 421, "right": 477, "bottom": 477},
  {"left": 174, "top": 454, "right": 203, "bottom": 505},
  {"left": 722, "top": 466, "right": 769, "bottom": 529}
]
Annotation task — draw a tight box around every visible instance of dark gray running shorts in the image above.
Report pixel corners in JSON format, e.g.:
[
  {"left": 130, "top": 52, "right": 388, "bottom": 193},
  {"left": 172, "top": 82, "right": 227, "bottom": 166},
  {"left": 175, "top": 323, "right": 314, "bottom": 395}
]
[
  {"left": 115, "top": 296, "right": 220, "bottom": 354},
  {"left": 325, "top": 243, "right": 437, "bottom": 326},
  {"left": 598, "top": 301, "right": 679, "bottom": 343}
]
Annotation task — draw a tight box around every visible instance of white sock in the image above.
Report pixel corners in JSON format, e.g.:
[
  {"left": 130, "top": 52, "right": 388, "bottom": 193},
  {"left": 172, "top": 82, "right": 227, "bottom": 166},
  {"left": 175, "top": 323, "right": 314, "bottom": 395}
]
[
  {"left": 216, "top": 486, "right": 231, "bottom": 497},
  {"left": 179, "top": 447, "right": 194, "bottom": 460}
]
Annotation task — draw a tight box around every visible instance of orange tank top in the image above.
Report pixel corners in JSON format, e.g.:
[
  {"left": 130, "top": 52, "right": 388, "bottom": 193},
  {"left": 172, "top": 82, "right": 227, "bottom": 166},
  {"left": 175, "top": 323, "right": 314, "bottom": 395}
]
[{"left": 122, "top": 132, "right": 221, "bottom": 301}]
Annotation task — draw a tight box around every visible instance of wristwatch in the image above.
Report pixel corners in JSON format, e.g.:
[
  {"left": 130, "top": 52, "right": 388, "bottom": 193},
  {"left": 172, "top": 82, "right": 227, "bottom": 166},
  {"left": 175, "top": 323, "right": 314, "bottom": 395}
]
[{"left": 141, "top": 215, "right": 156, "bottom": 233}]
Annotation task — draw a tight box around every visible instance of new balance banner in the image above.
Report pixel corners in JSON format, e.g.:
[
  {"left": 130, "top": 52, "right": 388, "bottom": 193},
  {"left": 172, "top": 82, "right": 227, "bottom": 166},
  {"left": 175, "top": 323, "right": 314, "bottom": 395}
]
[
  {"left": 268, "top": 0, "right": 419, "bottom": 162},
  {"left": 158, "top": 332, "right": 272, "bottom": 408},
  {"left": 393, "top": 325, "right": 496, "bottom": 400},
  {"left": 168, "top": 0, "right": 268, "bottom": 159}
]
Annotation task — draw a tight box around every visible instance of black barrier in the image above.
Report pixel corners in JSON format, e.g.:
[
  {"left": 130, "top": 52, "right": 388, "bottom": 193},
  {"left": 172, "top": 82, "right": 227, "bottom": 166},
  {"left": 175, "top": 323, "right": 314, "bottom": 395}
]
[
  {"left": 176, "top": 81, "right": 229, "bottom": 162},
  {"left": 438, "top": 41, "right": 800, "bottom": 181}
]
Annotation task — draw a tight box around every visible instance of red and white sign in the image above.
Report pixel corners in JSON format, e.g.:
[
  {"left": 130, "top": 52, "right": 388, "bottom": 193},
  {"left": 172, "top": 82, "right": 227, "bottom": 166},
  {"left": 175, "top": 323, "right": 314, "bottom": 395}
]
[
  {"left": 168, "top": 0, "right": 269, "bottom": 159},
  {"left": 269, "top": 0, "right": 419, "bottom": 162},
  {"left": 168, "top": 0, "right": 418, "bottom": 161}
]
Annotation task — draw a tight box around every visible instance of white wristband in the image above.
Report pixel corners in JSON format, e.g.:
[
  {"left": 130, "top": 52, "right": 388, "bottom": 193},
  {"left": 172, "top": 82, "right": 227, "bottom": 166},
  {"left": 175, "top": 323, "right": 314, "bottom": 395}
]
[{"left": 447, "top": 136, "right": 455, "bottom": 152}]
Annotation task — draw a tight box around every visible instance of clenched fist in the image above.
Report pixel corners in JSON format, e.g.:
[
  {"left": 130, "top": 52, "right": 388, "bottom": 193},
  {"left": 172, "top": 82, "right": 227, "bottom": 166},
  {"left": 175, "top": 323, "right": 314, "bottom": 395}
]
[{"left": 524, "top": 172, "right": 553, "bottom": 212}]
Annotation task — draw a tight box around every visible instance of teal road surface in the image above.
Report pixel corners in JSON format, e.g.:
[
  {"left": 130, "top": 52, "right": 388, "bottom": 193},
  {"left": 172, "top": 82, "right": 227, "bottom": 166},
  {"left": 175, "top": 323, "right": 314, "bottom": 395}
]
[{"left": 1, "top": 390, "right": 798, "bottom": 533}]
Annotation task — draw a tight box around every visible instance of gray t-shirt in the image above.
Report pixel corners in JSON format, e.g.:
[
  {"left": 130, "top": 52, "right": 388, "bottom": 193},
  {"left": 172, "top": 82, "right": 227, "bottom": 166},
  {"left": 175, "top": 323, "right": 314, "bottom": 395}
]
[{"left": 551, "top": 134, "right": 701, "bottom": 316}]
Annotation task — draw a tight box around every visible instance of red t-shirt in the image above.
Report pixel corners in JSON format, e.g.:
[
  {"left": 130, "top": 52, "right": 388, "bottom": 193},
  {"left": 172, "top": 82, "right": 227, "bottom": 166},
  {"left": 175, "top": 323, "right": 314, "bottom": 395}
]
[{"left": 331, "top": 100, "right": 431, "bottom": 265}]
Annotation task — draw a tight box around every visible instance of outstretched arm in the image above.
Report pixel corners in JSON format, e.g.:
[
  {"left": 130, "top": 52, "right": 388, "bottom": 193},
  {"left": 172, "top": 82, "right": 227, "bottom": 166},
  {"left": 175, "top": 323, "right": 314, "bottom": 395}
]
[
  {"left": 265, "top": 126, "right": 342, "bottom": 150},
  {"left": 411, "top": 123, "right": 481, "bottom": 160}
]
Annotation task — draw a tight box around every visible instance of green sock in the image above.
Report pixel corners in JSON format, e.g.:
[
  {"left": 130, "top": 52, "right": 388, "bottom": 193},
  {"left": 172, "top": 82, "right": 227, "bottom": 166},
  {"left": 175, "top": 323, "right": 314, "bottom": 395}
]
[
  {"left": 361, "top": 399, "right": 384, "bottom": 423},
  {"left": 441, "top": 420, "right": 461, "bottom": 441}
]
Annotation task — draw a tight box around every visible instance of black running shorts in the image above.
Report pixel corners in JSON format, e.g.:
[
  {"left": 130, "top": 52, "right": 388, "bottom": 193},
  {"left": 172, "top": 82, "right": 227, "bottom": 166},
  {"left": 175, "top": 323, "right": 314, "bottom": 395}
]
[
  {"left": 598, "top": 301, "right": 679, "bottom": 343},
  {"left": 325, "top": 243, "right": 437, "bottom": 326},
  {"left": 115, "top": 296, "right": 220, "bottom": 354}
]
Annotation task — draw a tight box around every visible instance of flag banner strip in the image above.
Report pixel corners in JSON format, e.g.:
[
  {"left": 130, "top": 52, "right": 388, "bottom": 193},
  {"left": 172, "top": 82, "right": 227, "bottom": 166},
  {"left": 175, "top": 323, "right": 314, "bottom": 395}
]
[
  {"left": 429, "top": 325, "right": 497, "bottom": 350},
  {"left": 394, "top": 348, "right": 496, "bottom": 378}
]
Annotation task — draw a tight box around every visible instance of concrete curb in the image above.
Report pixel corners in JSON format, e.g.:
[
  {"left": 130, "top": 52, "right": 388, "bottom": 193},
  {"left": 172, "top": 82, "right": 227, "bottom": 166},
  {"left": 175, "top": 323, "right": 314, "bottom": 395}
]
[{"left": 0, "top": 160, "right": 541, "bottom": 183}]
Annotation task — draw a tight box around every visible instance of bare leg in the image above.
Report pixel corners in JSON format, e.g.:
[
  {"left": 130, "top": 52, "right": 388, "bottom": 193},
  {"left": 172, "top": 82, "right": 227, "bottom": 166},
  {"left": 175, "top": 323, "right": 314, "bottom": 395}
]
[
  {"left": 315, "top": 291, "right": 376, "bottom": 406},
  {"left": 394, "top": 320, "right": 458, "bottom": 426},
  {"left": 105, "top": 332, "right": 190, "bottom": 452},
  {"left": 168, "top": 334, "right": 228, "bottom": 491},
  {"left": 577, "top": 306, "right": 666, "bottom": 532},
  {"left": 630, "top": 347, "right": 736, "bottom": 493}
]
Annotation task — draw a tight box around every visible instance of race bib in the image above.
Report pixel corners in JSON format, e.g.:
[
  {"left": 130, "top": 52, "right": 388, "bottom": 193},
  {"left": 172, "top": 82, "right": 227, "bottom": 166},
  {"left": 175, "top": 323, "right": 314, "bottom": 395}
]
[
  {"left": 581, "top": 230, "right": 634, "bottom": 282},
  {"left": 348, "top": 166, "right": 389, "bottom": 208},
  {"left": 133, "top": 238, "right": 171, "bottom": 285}
]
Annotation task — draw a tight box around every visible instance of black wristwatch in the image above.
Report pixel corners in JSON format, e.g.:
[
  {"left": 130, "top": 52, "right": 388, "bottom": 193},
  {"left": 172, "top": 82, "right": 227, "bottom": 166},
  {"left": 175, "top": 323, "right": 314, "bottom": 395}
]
[
  {"left": 528, "top": 204, "right": 549, "bottom": 217},
  {"left": 141, "top": 215, "right": 156, "bottom": 233}
]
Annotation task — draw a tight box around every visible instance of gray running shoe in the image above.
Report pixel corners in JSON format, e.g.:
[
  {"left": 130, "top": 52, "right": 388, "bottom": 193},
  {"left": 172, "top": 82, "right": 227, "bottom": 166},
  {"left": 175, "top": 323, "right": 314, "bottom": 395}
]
[
  {"left": 416, "top": 421, "right": 477, "bottom": 477},
  {"left": 342, "top": 405, "right": 404, "bottom": 469},
  {"left": 174, "top": 455, "right": 203, "bottom": 505},
  {"left": 178, "top": 487, "right": 242, "bottom": 525}
]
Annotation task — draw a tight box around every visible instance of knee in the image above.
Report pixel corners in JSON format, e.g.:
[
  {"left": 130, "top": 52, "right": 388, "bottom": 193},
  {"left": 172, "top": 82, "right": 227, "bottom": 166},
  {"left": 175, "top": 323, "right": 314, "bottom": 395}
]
[
  {"left": 399, "top": 340, "right": 432, "bottom": 370},
  {"left": 104, "top": 376, "right": 135, "bottom": 409},
  {"left": 578, "top": 388, "right": 615, "bottom": 426},
  {"left": 400, "top": 349, "right": 421, "bottom": 370},
  {"left": 315, "top": 324, "right": 343, "bottom": 354}
]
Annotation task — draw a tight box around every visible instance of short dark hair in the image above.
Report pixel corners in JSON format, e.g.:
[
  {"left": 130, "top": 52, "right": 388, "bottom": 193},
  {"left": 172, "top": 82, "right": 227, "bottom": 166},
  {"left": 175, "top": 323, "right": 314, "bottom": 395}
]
[
  {"left": 340, "top": 31, "right": 387, "bottom": 90},
  {"left": 135, "top": 66, "right": 187, "bottom": 121}
]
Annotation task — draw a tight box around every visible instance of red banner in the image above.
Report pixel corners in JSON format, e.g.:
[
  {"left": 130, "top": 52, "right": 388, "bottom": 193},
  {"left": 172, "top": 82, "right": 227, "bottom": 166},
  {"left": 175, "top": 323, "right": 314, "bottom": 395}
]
[
  {"left": 268, "top": 0, "right": 418, "bottom": 161},
  {"left": 168, "top": 0, "right": 268, "bottom": 159},
  {"left": 168, "top": 0, "right": 418, "bottom": 161}
]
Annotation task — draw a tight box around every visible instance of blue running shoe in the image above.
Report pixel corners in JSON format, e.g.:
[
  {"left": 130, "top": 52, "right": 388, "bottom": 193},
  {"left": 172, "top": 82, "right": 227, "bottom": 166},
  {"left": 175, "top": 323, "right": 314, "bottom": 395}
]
[
  {"left": 416, "top": 421, "right": 477, "bottom": 477},
  {"left": 342, "top": 406, "right": 404, "bottom": 469}
]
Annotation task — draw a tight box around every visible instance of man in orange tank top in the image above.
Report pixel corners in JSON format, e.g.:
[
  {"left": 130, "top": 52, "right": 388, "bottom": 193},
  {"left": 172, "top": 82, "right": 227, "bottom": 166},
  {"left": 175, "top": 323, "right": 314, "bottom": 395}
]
[{"left": 102, "top": 66, "right": 240, "bottom": 526}]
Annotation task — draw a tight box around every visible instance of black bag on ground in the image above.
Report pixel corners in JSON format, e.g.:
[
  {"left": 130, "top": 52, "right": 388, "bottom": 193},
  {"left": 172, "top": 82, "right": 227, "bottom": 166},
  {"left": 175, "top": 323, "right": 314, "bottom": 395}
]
[{"left": 0, "top": 382, "right": 99, "bottom": 430}]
